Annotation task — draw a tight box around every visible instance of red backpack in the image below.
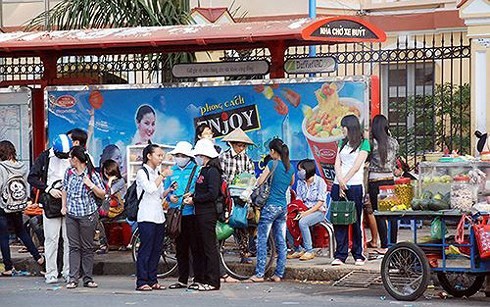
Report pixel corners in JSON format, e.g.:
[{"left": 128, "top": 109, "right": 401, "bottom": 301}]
[{"left": 216, "top": 180, "right": 233, "bottom": 222}]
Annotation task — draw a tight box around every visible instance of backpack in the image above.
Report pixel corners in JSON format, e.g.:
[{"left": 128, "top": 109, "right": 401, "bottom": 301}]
[
  {"left": 124, "top": 167, "right": 149, "bottom": 222},
  {"left": 216, "top": 180, "right": 233, "bottom": 222},
  {"left": 0, "top": 164, "right": 29, "bottom": 213}
]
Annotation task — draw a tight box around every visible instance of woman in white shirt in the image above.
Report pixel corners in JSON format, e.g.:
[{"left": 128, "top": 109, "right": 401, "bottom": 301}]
[
  {"left": 331, "top": 115, "right": 370, "bottom": 266},
  {"left": 135, "top": 144, "right": 173, "bottom": 291}
]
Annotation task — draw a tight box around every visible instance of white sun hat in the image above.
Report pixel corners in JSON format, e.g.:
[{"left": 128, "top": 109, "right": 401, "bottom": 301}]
[
  {"left": 169, "top": 141, "right": 194, "bottom": 157},
  {"left": 192, "top": 139, "right": 219, "bottom": 159}
]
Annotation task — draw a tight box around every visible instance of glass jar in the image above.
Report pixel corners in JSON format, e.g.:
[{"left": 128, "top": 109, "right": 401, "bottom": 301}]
[
  {"left": 395, "top": 177, "right": 414, "bottom": 207},
  {"left": 451, "top": 176, "right": 477, "bottom": 211},
  {"left": 378, "top": 185, "right": 399, "bottom": 211}
]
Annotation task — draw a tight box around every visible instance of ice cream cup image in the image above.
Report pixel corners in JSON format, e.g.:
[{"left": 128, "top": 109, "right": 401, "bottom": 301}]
[{"left": 302, "top": 97, "right": 366, "bottom": 182}]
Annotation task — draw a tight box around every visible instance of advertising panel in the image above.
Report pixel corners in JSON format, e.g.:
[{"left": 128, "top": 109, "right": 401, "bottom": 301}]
[
  {"left": 0, "top": 88, "right": 32, "bottom": 164},
  {"left": 46, "top": 77, "right": 370, "bottom": 185}
]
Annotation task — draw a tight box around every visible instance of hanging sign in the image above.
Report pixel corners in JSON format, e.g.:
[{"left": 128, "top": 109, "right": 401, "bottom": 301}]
[
  {"left": 302, "top": 17, "right": 386, "bottom": 43},
  {"left": 172, "top": 60, "right": 270, "bottom": 78},
  {"left": 284, "top": 56, "right": 337, "bottom": 74}
]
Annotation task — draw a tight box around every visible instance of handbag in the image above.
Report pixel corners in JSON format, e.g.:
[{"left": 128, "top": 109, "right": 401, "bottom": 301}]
[
  {"left": 473, "top": 215, "right": 490, "bottom": 259},
  {"left": 166, "top": 165, "right": 198, "bottom": 239},
  {"left": 40, "top": 186, "right": 63, "bottom": 219},
  {"left": 330, "top": 200, "right": 357, "bottom": 225},
  {"left": 228, "top": 202, "right": 249, "bottom": 229},
  {"left": 216, "top": 220, "right": 234, "bottom": 241},
  {"left": 251, "top": 161, "right": 278, "bottom": 209}
]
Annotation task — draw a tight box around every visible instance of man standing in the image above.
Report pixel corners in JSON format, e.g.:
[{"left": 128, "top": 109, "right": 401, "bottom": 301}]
[
  {"left": 220, "top": 128, "right": 256, "bottom": 265},
  {"left": 28, "top": 134, "right": 72, "bottom": 284}
]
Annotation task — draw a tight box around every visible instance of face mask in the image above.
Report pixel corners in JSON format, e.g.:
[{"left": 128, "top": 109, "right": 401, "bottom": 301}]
[
  {"left": 297, "top": 169, "right": 306, "bottom": 180},
  {"left": 174, "top": 157, "right": 190, "bottom": 168},
  {"left": 195, "top": 156, "right": 204, "bottom": 166}
]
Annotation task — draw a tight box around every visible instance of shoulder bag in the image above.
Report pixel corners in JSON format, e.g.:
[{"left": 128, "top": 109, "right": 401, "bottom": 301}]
[
  {"left": 251, "top": 161, "right": 278, "bottom": 209},
  {"left": 167, "top": 165, "right": 198, "bottom": 239},
  {"left": 330, "top": 197, "right": 357, "bottom": 225}
]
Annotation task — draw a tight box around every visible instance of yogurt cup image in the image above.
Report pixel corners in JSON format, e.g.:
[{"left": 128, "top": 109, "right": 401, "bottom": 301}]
[{"left": 302, "top": 97, "right": 366, "bottom": 183}]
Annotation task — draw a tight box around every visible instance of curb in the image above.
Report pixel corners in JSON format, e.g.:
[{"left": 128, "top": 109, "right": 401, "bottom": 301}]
[{"left": 13, "top": 257, "right": 379, "bottom": 282}]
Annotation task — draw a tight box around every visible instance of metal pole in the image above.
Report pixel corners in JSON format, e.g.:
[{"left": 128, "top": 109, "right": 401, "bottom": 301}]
[
  {"left": 44, "top": 0, "right": 50, "bottom": 30},
  {"left": 309, "top": 0, "right": 316, "bottom": 57},
  {"left": 0, "top": 0, "right": 3, "bottom": 29},
  {"left": 309, "top": 0, "right": 316, "bottom": 77}
]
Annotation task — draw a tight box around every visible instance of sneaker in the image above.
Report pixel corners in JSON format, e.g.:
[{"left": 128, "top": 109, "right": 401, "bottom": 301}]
[
  {"left": 287, "top": 251, "right": 305, "bottom": 259},
  {"left": 299, "top": 252, "right": 316, "bottom": 261},
  {"left": 45, "top": 276, "right": 58, "bottom": 284},
  {"left": 331, "top": 259, "right": 344, "bottom": 266},
  {"left": 355, "top": 259, "right": 366, "bottom": 266}
]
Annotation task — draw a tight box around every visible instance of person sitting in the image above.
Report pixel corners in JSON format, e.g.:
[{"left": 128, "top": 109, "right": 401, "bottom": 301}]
[{"left": 287, "top": 159, "right": 328, "bottom": 261}]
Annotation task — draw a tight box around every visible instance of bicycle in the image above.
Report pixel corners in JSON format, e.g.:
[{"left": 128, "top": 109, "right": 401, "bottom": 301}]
[{"left": 130, "top": 224, "right": 178, "bottom": 278}]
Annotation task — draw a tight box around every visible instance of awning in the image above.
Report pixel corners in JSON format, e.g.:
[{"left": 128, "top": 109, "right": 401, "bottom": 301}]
[{"left": 0, "top": 16, "right": 386, "bottom": 57}]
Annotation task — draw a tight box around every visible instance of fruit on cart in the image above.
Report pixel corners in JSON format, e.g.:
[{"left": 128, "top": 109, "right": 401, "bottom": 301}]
[
  {"left": 411, "top": 198, "right": 422, "bottom": 210},
  {"left": 433, "top": 192, "right": 444, "bottom": 201},
  {"left": 428, "top": 199, "right": 450, "bottom": 211},
  {"left": 390, "top": 204, "right": 408, "bottom": 211},
  {"left": 422, "top": 190, "right": 433, "bottom": 200}
]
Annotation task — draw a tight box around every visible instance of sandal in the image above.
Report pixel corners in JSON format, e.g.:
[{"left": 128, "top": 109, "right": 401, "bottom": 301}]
[
  {"left": 267, "top": 275, "right": 281, "bottom": 282},
  {"left": 169, "top": 282, "right": 187, "bottom": 289},
  {"left": 135, "top": 284, "right": 152, "bottom": 291},
  {"left": 221, "top": 274, "right": 239, "bottom": 283},
  {"left": 366, "top": 241, "right": 379, "bottom": 249},
  {"left": 197, "top": 283, "right": 218, "bottom": 291},
  {"left": 84, "top": 281, "right": 98, "bottom": 288},
  {"left": 244, "top": 275, "right": 264, "bottom": 283},
  {"left": 66, "top": 282, "right": 78, "bottom": 289},
  {"left": 151, "top": 283, "right": 165, "bottom": 290},
  {"left": 187, "top": 282, "right": 201, "bottom": 290},
  {"left": 18, "top": 247, "right": 29, "bottom": 253},
  {"left": 1, "top": 270, "right": 13, "bottom": 277}
]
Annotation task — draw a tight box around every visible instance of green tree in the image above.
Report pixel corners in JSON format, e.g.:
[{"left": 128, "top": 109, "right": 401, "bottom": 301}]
[
  {"left": 391, "top": 83, "right": 471, "bottom": 163},
  {"left": 27, "top": 0, "right": 193, "bottom": 82}
]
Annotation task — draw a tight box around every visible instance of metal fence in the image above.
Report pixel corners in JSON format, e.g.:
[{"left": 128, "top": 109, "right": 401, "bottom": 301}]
[{"left": 0, "top": 32, "right": 471, "bottom": 166}]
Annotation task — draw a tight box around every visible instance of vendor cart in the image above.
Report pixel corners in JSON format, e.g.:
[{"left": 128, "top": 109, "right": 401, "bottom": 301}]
[{"left": 375, "top": 210, "right": 490, "bottom": 301}]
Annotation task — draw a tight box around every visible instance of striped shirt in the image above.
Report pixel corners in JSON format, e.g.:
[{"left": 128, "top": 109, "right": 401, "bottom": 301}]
[
  {"left": 63, "top": 167, "right": 104, "bottom": 217},
  {"left": 220, "top": 148, "right": 255, "bottom": 184}
]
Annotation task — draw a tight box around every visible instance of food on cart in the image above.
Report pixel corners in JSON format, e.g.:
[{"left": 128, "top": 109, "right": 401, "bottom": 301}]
[
  {"left": 450, "top": 177, "right": 477, "bottom": 211},
  {"left": 411, "top": 192, "right": 450, "bottom": 211},
  {"left": 395, "top": 177, "right": 413, "bottom": 207},
  {"left": 378, "top": 186, "right": 400, "bottom": 211},
  {"left": 281, "top": 88, "right": 300, "bottom": 107},
  {"left": 422, "top": 175, "right": 453, "bottom": 184},
  {"left": 272, "top": 96, "right": 289, "bottom": 115}
]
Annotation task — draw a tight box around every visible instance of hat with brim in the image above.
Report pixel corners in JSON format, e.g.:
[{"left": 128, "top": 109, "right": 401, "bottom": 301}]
[
  {"left": 192, "top": 139, "right": 219, "bottom": 159},
  {"left": 169, "top": 141, "right": 194, "bottom": 157},
  {"left": 222, "top": 128, "right": 254, "bottom": 145}
]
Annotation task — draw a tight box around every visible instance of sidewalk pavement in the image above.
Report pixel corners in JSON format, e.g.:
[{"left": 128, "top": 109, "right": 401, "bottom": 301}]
[{"left": 5, "top": 227, "right": 426, "bottom": 282}]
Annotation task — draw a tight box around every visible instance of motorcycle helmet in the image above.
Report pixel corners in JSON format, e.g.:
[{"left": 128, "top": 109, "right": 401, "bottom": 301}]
[{"left": 52, "top": 134, "right": 72, "bottom": 158}]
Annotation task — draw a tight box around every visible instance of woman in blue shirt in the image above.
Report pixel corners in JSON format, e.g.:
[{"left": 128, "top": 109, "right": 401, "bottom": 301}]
[
  {"left": 248, "top": 138, "right": 294, "bottom": 283},
  {"left": 288, "top": 159, "right": 328, "bottom": 261},
  {"left": 164, "top": 141, "right": 202, "bottom": 290}
]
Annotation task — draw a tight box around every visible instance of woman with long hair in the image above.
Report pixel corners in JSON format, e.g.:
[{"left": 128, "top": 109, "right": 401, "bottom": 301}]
[
  {"left": 368, "top": 114, "right": 399, "bottom": 250},
  {"left": 183, "top": 139, "right": 222, "bottom": 291},
  {"left": 132, "top": 105, "right": 156, "bottom": 145},
  {"left": 247, "top": 138, "right": 294, "bottom": 282},
  {"left": 0, "top": 140, "right": 45, "bottom": 276},
  {"left": 134, "top": 144, "right": 172, "bottom": 291},
  {"left": 62, "top": 146, "right": 105, "bottom": 288},
  {"left": 331, "top": 115, "right": 370, "bottom": 266}
]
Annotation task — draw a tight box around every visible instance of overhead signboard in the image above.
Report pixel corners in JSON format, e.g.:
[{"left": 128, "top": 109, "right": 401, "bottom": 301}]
[
  {"left": 302, "top": 17, "right": 386, "bottom": 43},
  {"left": 284, "top": 57, "right": 337, "bottom": 74},
  {"left": 172, "top": 60, "right": 270, "bottom": 78}
]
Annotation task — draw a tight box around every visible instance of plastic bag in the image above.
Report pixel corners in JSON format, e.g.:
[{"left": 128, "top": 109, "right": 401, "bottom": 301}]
[
  {"left": 430, "top": 217, "right": 447, "bottom": 240},
  {"left": 216, "top": 221, "right": 234, "bottom": 241}
]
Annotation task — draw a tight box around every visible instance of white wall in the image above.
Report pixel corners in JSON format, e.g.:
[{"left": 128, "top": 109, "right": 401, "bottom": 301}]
[{"left": 189, "top": 0, "right": 308, "bottom": 18}]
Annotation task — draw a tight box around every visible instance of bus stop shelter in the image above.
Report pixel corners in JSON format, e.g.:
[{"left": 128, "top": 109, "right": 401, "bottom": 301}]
[{"left": 0, "top": 16, "right": 386, "bottom": 156}]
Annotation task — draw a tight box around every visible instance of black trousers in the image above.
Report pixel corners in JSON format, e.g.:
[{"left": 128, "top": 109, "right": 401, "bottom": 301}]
[
  {"left": 195, "top": 212, "right": 220, "bottom": 289},
  {"left": 175, "top": 215, "right": 204, "bottom": 284},
  {"left": 368, "top": 179, "right": 398, "bottom": 248}
]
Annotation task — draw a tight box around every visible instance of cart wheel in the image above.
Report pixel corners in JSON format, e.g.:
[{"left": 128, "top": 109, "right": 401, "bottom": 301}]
[
  {"left": 381, "top": 242, "right": 431, "bottom": 301},
  {"left": 437, "top": 272, "right": 485, "bottom": 298}
]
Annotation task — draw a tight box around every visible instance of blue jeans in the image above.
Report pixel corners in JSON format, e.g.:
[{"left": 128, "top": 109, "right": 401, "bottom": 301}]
[
  {"left": 298, "top": 211, "right": 326, "bottom": 252},
  {"left": 255, "top": 204, "right": 287, "bottom": 278},
  {"left": 331, "top": 184, "right": 365, "bottom": 262}
]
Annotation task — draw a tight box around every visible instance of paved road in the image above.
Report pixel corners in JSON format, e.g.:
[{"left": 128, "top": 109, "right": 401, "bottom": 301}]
[{"left": 0, "top": 276, "right": 488, "bottom": 307}]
